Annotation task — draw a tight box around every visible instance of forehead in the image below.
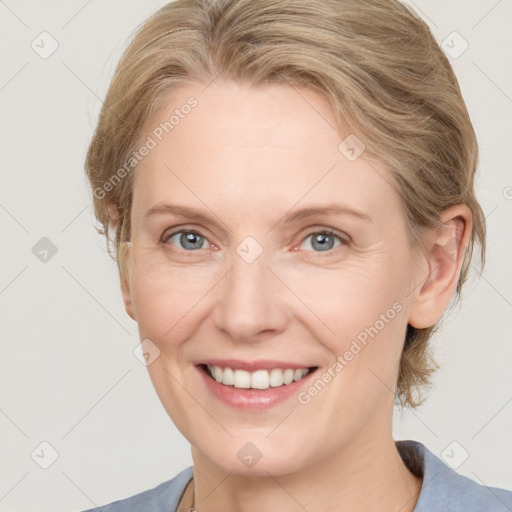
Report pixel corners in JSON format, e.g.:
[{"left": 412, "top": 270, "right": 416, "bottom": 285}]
[{"left": 132, "top": 81, "right": 400, "bottom": 224}]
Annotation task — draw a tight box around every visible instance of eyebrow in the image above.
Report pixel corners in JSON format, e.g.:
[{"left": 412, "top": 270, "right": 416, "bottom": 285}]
[
  {"left": 144, "top": 204, "right": 219, "bottom": 224},
  {"left": 143, "top": 203, "right": 372, "bottom": 224},
  {"left": 281, "top": 204, "right": 372, "bottom": 224}
]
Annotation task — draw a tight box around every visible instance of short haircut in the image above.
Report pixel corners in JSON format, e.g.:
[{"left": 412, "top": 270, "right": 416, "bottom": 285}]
[{"left": 85, "top": 0, "right": 486, "bottom": 408}]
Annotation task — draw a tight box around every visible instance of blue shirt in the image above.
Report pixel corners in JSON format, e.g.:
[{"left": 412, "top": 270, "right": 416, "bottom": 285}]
[{"left": 79, "top": 440, "right": 512, "bottom": 511}]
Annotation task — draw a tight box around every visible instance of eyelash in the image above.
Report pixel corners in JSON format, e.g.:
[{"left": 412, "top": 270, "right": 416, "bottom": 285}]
[{"left": 161, "top": 228, "right": 349, "bottom": 255}]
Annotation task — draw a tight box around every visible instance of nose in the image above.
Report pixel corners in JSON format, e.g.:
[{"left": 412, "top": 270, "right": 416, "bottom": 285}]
[{"left": 213, "top": 243, "right": 290, "bottom": 343}]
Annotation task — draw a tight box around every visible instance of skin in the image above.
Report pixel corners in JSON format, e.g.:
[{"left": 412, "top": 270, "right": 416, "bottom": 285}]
[{"left": 114, "top": 80, "right": 472, "bottom": 512}]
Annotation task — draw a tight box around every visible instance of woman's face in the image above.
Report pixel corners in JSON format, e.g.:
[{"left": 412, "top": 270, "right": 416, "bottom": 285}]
[{"left": 122, "top": 81, "right": 424, "bottom": 475}]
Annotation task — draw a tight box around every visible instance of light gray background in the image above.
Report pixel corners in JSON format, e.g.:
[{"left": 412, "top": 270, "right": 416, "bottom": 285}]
[{"left": 1, "top": 1, "right": 511, "bottom": 511}]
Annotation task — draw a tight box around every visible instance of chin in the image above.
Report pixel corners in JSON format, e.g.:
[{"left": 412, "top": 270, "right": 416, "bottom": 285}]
[{"left": 194, "top": 435, "right": 314, "bottom": 477}]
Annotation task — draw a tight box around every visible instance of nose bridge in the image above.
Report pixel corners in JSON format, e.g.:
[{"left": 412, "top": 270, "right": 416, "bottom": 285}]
[{"left": 214, "top": 235, "right": 287, "bottom": 341}]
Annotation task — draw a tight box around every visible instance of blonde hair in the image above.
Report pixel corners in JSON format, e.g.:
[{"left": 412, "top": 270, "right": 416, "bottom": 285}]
[{"left": 85, "top": 0, "right": 486, "bottom": 408}]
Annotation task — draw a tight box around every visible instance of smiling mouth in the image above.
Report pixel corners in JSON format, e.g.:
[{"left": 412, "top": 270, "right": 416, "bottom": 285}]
[{"left": 198, "top": 364, "right": 318, "bottom": 390}]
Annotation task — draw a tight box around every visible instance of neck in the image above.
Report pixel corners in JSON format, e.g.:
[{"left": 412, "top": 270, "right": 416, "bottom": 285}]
[{"left": 189, "top": 423, "right": 422, "bottom": 512}]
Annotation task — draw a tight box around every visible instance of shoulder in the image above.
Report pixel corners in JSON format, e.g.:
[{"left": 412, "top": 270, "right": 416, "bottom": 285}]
[
  {"left": 77, "top": 466, "right": 193, "bottom": 512},
  {"left": 397, "top": 440, "right": 512, "bottom": 512}
]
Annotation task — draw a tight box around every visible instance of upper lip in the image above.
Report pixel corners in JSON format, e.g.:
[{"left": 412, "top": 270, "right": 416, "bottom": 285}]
[{"left": 195, "top": 359, "right": 317, "bottom": 372}]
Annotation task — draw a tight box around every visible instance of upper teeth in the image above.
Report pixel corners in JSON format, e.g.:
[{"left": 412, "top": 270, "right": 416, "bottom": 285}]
[{"left": 206, "top": 365, "right": 311, "bottom": 389}]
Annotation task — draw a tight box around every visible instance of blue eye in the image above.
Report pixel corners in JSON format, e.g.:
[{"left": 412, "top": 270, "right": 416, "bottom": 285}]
[
  {"left": 162, "top": 229, "right": 347, "bottom": 254},
  {"left": 165, "top": 230, "right": 209, "bottom": 251},
  {"left": 300, "top": 230, "right": 345, "bottom": 252}
]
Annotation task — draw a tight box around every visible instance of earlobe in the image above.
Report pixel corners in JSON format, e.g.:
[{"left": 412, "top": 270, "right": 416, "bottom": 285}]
[
  {"left": 108, "top": 202, "right": 135, "bottom": 321},
  {"left": 107, "top": 203, "right": 122, "bottom": 229},
  {"left": 120, "top": 276, "right": 137, "bottom": 322},
  {"left": 408, "top": 205, "right": 472, "bottom": 329}
]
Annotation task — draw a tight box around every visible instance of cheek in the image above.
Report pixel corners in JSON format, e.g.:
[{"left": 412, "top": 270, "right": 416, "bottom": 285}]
[
  {"left": 129, "top": 267, "right": 218, "bottom": 350},
  {"left": 290, "top": 254, "right": 409, "bottom": 333},
  {"left": 287, "top": 254, "right": 411, "bottom": 386},
  {"left": 129, "top": 272, "right": 211, "bottom": 430},
  {"left": 290, "top": 269, "right": 409, "bottom": 431}
]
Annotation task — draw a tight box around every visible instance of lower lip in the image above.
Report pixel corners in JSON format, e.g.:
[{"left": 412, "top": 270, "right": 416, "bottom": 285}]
[{"left": 196, "top": 365, "right": 318, "bottom": 410}]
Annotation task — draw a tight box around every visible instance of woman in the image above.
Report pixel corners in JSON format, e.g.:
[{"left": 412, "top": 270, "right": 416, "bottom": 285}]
[{"left": 81, "top": 0, "right": 512, "bottom": 510}]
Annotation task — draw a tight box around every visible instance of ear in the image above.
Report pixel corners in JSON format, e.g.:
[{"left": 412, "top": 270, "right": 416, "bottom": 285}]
[
  {"left": 408, "top": 204, "right": 472, "bottom": 329},
  {"left": 107, "top": 202, "right": 137, "bottom": 322},
  {"left": 120, "top": 273, "right": 136, "bottom": 322},
  {"left": 107, "top": 202, "right": 122, "bottom": 230}
]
